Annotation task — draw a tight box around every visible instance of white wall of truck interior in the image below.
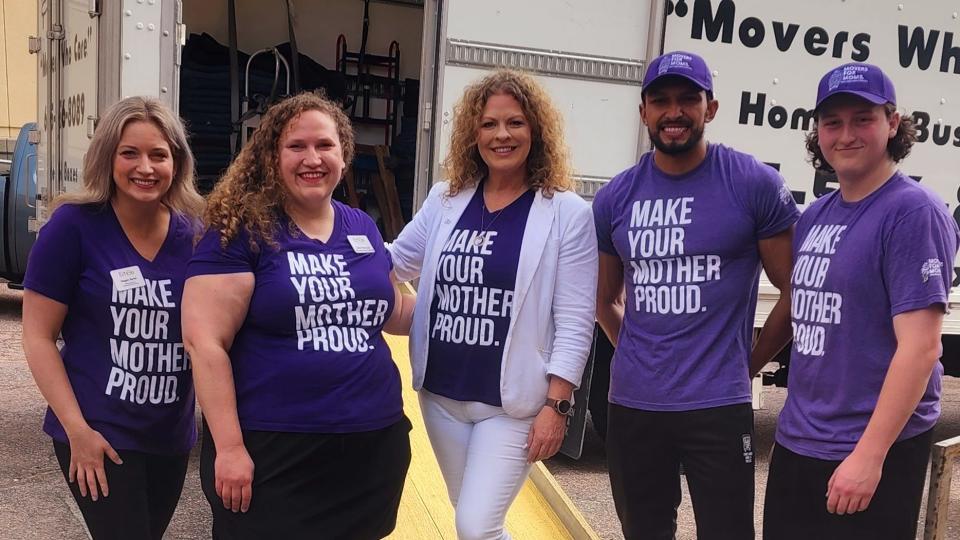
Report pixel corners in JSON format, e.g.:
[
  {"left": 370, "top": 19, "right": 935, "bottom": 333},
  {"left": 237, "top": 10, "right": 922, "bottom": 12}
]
[
  {"left": 661, "top": 0, "right": 960, "bottom": 333},
  {"left": 181, "top": 0, "right": 425, "bottom": 146}
]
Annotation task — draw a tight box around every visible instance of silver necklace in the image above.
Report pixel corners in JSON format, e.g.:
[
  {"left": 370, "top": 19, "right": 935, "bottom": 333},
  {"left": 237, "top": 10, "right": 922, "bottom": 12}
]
[{"left": 475, "top": 200, "right": 505, "bottom": 246}]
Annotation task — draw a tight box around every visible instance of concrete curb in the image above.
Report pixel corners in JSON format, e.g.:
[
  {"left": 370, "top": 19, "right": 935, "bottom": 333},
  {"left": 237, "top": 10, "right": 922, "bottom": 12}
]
[{"left": 530, "top": 462, "right": 602, "bottom": 540}]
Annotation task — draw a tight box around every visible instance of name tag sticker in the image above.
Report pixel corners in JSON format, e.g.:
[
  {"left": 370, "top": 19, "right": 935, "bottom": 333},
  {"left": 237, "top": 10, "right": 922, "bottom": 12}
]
[
  {"left": 347, "top": 235, "right": 375, "bottom": 254},
  {"left": 110, "top": 266, "right": 145, "bottom": 291}
]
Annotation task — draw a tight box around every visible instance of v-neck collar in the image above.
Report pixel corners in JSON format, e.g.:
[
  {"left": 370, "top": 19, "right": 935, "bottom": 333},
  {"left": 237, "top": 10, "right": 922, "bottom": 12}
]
[
  {"left": 108, "top": 203, "right": 175, "bottom": 264},
  {"left": 282, "top": 202, "right": 343, "bottom": 247},
  {"left": 477, "top": 185, "right": 535, "bottom": 216}
]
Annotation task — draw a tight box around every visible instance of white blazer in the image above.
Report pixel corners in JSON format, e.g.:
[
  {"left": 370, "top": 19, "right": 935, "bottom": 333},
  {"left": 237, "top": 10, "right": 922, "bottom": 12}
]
[{"left": 389, "top": 181, "right": 599, "bottom": 418}]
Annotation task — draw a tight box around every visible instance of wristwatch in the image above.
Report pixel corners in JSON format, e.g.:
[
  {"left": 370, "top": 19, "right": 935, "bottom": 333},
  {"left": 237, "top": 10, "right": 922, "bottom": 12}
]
[{"left": 545, "top": 397, "right": 574, "bottom": 416}]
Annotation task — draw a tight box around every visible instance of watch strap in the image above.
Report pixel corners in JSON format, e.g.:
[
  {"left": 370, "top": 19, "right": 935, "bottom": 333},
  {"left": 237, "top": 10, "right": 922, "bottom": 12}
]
[{"left": 545, "top": 397, "right": 573, "bottom": 416}]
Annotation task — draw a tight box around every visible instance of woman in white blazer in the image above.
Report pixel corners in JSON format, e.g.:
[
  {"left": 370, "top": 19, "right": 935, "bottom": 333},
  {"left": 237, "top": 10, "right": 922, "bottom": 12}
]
[{"left": 389, "top": 69, "right": 598, "bottom": 540}]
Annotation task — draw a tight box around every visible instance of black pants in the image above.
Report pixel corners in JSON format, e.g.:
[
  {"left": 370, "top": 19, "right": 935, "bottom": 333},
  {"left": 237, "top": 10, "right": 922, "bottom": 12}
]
[
  {"left": 201, "top": 416, "right": 412, "bottom": 540},
  {"left": 763, "top": 429, "right": 933, "bottom": 540},
  {"left": 607, "top": 402, "right": 755, "bottom": 540},
  {"left": 53, "top": 439, "right": 189, "bottom": 540}
]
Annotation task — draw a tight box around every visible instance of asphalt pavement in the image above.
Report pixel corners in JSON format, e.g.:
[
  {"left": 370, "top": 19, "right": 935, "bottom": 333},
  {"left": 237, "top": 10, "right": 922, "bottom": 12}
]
[{"left": 544, "top": 375, "right": 960, "bottom": 540}]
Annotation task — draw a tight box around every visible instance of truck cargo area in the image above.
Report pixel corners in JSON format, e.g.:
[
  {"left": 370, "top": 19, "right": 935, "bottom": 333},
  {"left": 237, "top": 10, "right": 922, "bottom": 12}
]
[{"left": 179, "top": 0, "right": 427, "bottom": 238}]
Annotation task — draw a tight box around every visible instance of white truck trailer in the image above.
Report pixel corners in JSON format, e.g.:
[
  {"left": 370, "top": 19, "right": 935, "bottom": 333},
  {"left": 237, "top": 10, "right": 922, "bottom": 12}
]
[{"left": 10, "top": 0, "right": 959, "bottom": 450}]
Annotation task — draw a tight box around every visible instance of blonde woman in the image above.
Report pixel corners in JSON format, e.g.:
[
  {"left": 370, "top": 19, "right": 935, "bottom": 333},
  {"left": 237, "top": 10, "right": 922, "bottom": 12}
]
[
  {"left": 389, "top": 69, "right": 598, "bottom": 539},
  {"left": 22, "top": 96, "right": 203, "bottom": 540}
]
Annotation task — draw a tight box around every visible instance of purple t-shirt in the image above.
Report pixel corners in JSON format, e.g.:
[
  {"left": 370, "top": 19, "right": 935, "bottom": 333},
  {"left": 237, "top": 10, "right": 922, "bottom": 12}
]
[
  {"left": 23, "top": 203, "right": 198, "bottom": 455},
  {"left": 425, "top": 188, "right": 535, "bottom": 406},
  {"left": 186, "top": 201, "right": 402, "bottom": 433},
  {"left": 593, "top": 144, "right": 800, "bottom": 411},
  {"left": 776, "top": 173, "right": 960, "bottom": 460}
]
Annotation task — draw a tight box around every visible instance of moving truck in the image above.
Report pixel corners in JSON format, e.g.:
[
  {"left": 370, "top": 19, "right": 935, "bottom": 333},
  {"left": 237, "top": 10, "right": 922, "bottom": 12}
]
[{"left": 7, "top": 0, "right": 959, "bottom": 453}]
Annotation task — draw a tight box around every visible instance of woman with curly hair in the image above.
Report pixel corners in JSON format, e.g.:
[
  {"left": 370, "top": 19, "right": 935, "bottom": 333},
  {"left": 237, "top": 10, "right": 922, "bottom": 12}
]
[
  {"left": 181, "top": 91, "right": 413, "bottom": 539},
  {"left": 389, "top": 69, "right": 598, "bottom": 539},
  {"left": 22, "top": 96, "right": 203, "bottom": 539}
]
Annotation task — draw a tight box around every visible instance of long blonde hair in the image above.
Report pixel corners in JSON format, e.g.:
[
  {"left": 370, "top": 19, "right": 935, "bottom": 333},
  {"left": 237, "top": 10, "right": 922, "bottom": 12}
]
[
  {"left": 443, "top": 69, "right": 573, "bottom": 196},
  {"left": 53, "top": 96, "right": 204, "bottom": 218},
  {"left": 204, "top": 91, "right": 355, "bottom": 249}
]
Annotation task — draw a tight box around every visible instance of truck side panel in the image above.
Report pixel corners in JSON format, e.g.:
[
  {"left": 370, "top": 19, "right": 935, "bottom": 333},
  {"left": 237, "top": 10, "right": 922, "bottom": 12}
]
[
  {"left": 662, "top": 0, "right": 960, "bottom": 332},
  {"left": 37, "top": 0, "right": 99, "bottom": 221}
]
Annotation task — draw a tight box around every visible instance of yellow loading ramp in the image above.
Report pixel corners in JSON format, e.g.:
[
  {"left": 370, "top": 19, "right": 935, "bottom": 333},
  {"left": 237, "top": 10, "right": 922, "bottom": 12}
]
[{"left": 383, "top": 332, "right": 600, "bottom": 540}]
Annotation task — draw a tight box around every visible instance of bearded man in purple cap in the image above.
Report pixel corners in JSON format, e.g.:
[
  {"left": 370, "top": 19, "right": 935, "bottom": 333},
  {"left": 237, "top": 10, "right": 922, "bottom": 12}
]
[
  {"left": 763, "top": 63, "right": 960, "bottom": 540},
  {"left": 593, "top": 50, "right": 799, "bottom": 539}
]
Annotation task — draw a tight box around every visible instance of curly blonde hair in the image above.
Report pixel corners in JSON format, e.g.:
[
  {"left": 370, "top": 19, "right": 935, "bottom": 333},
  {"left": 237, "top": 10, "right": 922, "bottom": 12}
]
[
  {"left": 54, "top": 96, "right": 204, "bottom": 218},
  {"left": 204, "top": 91, "right": 354, "bottom": 249},
  {"left": 444, "top": 69, "right": 573, "bottom": 196}
]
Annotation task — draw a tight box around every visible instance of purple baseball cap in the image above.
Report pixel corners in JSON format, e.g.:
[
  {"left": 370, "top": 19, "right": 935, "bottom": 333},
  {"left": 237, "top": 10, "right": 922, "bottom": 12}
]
[
  {"left": 642, "top": 51, "right": 713, "bottom": 95},
  {"left": 816, "top": 62, "right": 896, "bottom": 110}
]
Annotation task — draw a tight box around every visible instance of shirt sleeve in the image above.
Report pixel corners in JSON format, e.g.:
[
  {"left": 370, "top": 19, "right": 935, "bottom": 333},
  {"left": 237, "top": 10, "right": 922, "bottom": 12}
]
[
  {"left": 884, "top": 206, "right": 960, "bottom": 316},
  {"left": 22, "top": 205, "right": 83, "bottom": 305},
  {"left": 750, "top": 164, "right": 801, "bottom": 240},
  {"left": 186, "top": 227, "right": 258, "bottom": 277},
  {"left": 548, "top": 197, "right": 599, "bottom": 388},
  {"left": 592, "top": 181, "right": 617, "bottom": 255}
]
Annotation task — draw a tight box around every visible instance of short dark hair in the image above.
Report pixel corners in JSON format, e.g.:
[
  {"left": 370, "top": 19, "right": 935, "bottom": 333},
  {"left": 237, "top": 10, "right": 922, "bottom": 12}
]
[{"left": 805, "top": 103, "right": 917, "bottom": 172}]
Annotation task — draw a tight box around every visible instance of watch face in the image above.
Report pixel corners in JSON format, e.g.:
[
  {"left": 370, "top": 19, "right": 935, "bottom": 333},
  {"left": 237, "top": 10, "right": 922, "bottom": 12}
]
[{"left": 556, "top": 400, "right": 572, "bottom": 415}]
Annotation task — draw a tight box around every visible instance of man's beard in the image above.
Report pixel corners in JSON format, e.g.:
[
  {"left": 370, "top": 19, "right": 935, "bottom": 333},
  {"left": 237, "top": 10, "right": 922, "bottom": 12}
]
[{"left": 648, "top": 121, "right": 705, "bottom": 155}]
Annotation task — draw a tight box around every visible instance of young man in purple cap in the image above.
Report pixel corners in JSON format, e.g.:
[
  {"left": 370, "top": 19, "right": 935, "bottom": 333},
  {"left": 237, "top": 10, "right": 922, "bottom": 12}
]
[
  {"left": 594, "top": 50, "right": 799, "bottom": 539},
  {"left": 763, "top": 63, "right": 960, "bottom": 540}
]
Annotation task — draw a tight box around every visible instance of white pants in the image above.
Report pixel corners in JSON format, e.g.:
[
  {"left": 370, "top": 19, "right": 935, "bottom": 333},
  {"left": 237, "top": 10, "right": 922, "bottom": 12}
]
[{"left": 419, "top": 390, "right": 535, "bottom": 540}]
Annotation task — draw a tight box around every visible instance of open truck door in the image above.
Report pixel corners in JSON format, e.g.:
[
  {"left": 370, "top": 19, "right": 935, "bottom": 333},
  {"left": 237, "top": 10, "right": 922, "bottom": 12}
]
[{"left": 34, "top": 0, "right": 182, "bottom": 226}]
